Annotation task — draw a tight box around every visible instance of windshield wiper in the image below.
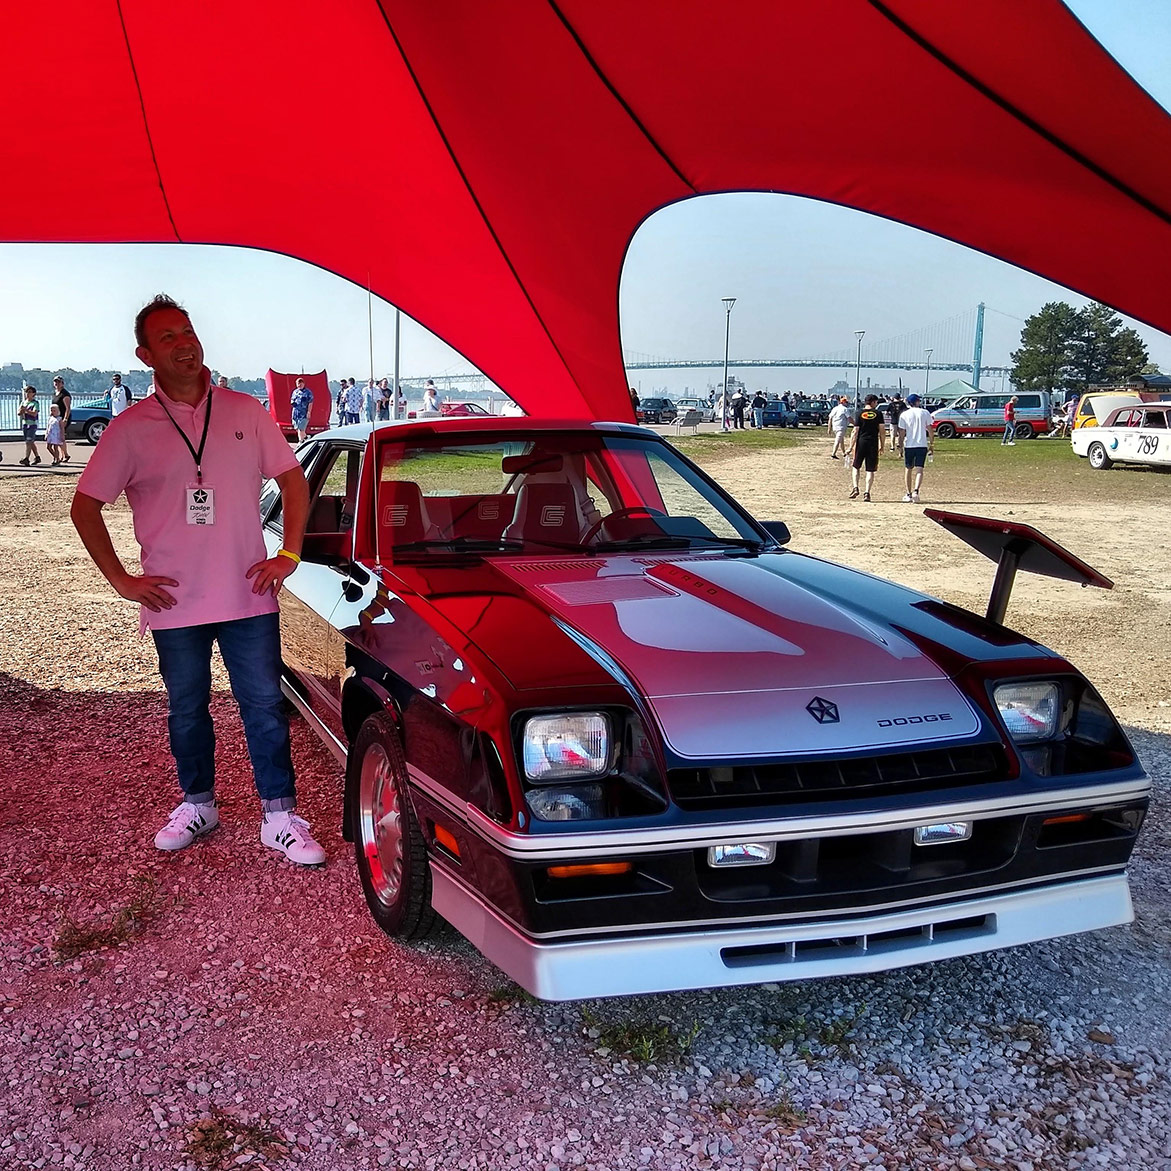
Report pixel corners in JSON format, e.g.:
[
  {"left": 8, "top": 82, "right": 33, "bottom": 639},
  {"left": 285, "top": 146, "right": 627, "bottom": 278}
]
[
  {"left": 392, "top": 537, "right": 527, "bottom": 553},
  {"left": 592, "top": 534, "right": 763, "bottom": 553}
]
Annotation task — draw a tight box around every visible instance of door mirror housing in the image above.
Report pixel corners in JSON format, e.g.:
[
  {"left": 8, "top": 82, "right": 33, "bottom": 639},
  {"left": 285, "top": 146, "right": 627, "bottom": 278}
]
[{"left": 759, "top": 520, "right": 791, "bottom": 546}]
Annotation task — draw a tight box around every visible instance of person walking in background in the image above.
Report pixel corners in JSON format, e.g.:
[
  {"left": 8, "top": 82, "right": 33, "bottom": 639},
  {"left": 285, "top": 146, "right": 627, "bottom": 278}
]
[
  {"left": 363, "top": 379, "right": 377, "bottom": 423},
  {"left": 848, "top": 394, "right": 884, "bottom": 501},
  {"left": 423, "top": 380, "right": 441, "bottom": 413},
  {"left": 51, "top": 376, "right": 72, "bottom": 464},
  {"left": 109, "top": 373, "right": 132, "bottom": 417},
  {"left": 886, "top": 393, "right": 906, "bottom": 455},
  {"left": 897, "top": 393, "right": 935, "bottom": 503},
  {"left": 395, "top": 384, "right": 407, "bottom": 419},
  {"left": 750, "top": 389, "right": 767, "bottom": 429},
  {"left": 730, "top": 386, "right": 747, "bottom": 429},
  {"left": 290, "top": 376, "right": 314, "bottom": 442},
  {"left": 70, "top": 293, "right": 323, "bottom": 866},
  {"left": 376, "top": 378, "right": 391, "bottom": 421},
  {"left": 1002, "top": 395, "right": 1018, "bottom": 445},
  {"left": 216, "top": 375, "right": 230, "bottom": 389},
  {"left": 45, "top": 404, "right": 65, "bottom": 464},
  {"left": 17, "top": 385, "right": 42, "bottom": 466},
  {"left": 344, "top": 378, "right": 363, "bottom": 424},
  {"left": 629, "top": 386, "right": 640, "bottom": 415},
  {"left": 827, "top": 396, "right": 850, "bottom": 459}
]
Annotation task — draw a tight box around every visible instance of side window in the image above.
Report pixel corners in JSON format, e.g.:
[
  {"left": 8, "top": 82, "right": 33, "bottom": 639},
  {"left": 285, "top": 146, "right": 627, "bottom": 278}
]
[
  {"left": 264, "top": 443, "right": 322, "bottom": 533},
  {"left": 306, "top": 446, "right": 362, "bottom": 534},
  {"left": 979, "top": 396, "right": 1007, "bottom": 411},
  {"left": 1079, "top": 398, "right": 1095, "bottom": 417},
  {"left": 1016, "top": 394, "right": 1041, "bottom": 409},
  {"left": 1143, "top": 411, "right": 1166, "bottom": 429}
]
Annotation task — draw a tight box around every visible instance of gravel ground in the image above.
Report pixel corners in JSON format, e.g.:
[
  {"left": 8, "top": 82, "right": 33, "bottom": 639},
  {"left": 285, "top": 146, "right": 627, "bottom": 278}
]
[{"left": 2, "top": 446, "right": 1170, "bottom": 1170}]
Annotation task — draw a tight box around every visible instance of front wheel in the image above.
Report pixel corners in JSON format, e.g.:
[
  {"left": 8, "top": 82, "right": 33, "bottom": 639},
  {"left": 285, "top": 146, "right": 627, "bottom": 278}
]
[
  {"left": 935, "top": 422, "right": 957, "bottom": 439},
  {"left": 1087, "top": 442, "right": 1113, "bottom": 470},
  {"left": 84, "top": 418, "right": 107, "bottom": 444},
  {"left": 349, "top": 712, "right": 436, "bottom": 939}
]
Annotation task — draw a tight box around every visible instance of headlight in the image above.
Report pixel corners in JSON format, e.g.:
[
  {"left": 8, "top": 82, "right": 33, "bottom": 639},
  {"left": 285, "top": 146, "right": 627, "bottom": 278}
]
[
  {"left": 994, "top": 682, "right": 1061, "bottom": 743},
  {"left": 522, "top": 713, "right": 610, "bottom": 782}
]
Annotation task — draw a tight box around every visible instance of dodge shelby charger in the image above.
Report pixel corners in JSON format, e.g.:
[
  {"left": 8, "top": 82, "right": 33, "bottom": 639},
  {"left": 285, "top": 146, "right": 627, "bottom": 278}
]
[{"left": 263, "top": 418, "right": 1147, "bottom": 1000}]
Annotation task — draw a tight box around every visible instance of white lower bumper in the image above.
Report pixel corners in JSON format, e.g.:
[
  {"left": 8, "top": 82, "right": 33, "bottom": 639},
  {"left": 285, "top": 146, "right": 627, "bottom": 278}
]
[{"left": 430, "top": 869, "right": 1133, "bottom": 1001}]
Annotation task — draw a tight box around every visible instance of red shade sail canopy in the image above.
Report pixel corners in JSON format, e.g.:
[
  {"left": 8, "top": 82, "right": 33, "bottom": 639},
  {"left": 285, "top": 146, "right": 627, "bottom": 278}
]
[{"left": 4, "top": 1, "right": 1170, "bottom": 420}]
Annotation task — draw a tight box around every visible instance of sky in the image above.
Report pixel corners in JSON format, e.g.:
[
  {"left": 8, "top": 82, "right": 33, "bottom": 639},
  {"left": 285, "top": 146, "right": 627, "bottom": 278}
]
[{"left": 1, "top": 0, "right": 1168, "bottom": 397}]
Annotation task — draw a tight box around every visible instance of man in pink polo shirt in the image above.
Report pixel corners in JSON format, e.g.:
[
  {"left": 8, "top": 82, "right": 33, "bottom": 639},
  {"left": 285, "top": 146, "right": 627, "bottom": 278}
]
[{"left": 71, "top": 294, "right": 324, "bottom": 866}]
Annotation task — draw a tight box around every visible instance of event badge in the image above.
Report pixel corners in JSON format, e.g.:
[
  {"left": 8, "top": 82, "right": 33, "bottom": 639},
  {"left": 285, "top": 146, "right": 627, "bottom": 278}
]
[{"left": 186, "top": 482, "right": 216, "bottom": 526}]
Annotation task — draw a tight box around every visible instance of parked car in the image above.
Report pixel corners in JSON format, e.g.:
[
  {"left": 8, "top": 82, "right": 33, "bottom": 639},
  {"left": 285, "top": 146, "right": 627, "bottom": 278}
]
[
  {"left": 932, "top": 392, "right": 1051, "bottom": 439},
  {"left": 66, "top": 400, "right": 114, "bottom": 444},
  {"left": 440, "top": 401, "right": 492, "bottom": 417},
  {"left": 793, "top": 399, "right": 830, "bottom": 426},
  {"left": 1069, "top": 390, "right": 1166, "bottom": 430},
  {"left": 635, "top": 396, "right": 677, "bottom": 424},
  {"left": 762, "top": 397, "right": 797, "bottom": 427},
  {"left": 263, "top": 417, "right": 1147, "bottom": 1001},
  {"left": 673, "top": 397, "right": 715, "bottom": 423},
  {"left": 1072, "top": 402, "right": 1171, "bottom": 470}
]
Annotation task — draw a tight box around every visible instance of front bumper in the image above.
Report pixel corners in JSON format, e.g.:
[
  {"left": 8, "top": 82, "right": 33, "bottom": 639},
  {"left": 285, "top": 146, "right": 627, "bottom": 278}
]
[{"left": 432, "top": 868, "right": 1133, "bottom": 1000}]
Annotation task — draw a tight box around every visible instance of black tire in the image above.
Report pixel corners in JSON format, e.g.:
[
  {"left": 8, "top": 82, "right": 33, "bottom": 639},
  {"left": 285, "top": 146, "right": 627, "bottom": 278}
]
[
  {"left": 1087, "top": 442, "right": 1113, "bottom": 471},
  {"left": 1014, "top": 422, "right": 1035, "bottom": 440},
  {"left": 935, "top": 422, "right": 957, "bottom": 439},
  {"left": 348, "top": 712, "right": 436, "bottom": 940},
  {"left": 84, "top": 418, "right": 107, "bottom": 444}
]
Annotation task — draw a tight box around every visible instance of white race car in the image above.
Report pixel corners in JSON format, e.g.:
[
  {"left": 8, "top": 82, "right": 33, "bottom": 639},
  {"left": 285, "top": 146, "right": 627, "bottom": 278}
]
[{"left": 1073, "top": 401, "right": 1171, "bottom": 470}]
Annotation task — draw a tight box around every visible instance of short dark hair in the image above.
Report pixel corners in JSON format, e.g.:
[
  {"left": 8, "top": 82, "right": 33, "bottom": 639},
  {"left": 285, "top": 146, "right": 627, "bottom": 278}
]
[
  {"left": 135, "top": 294, "right": 190, "bottom": 348},
  {"left": 865, "top": 394, "right": 879, "bottom": 405}
]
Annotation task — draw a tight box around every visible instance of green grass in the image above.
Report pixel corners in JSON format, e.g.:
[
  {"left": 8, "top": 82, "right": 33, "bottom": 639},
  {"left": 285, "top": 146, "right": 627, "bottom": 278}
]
[
  {"left": 670, "top": 427, "right": 807, "bottom": 459},
  {"left": 581, "top": 1008, "right": 701, "bottom": 1064}
]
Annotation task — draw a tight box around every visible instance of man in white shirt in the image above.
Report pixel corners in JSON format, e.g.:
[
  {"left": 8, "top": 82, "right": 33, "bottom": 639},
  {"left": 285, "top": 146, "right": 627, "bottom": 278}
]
[
  {"left": 109, "top": 373, "right": 131, "bottom": 416},
  {"left": 827, "top": 396, "right": 850, "bottom": 459},
  {"left": 423, "top": 380, "right": 440, "bottom": 413},
  {"left": 897, "top": 393, "right": 935, "bottom": 503}
]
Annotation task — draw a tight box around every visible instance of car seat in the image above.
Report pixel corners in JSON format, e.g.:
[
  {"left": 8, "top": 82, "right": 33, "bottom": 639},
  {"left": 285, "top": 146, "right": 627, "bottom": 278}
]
[{"left": 378, "top": 480, "right": 437, "bottom": 550}]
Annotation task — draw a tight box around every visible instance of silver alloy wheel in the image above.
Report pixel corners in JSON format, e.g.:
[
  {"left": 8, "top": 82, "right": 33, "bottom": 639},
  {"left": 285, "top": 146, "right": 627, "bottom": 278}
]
[{"left": 359, "top": 742, "right": 404, "bottom": 906}]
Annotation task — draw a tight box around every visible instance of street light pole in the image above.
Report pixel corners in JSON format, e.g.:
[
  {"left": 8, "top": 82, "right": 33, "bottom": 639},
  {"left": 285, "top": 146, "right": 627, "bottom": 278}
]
[
  {"left": 721, "top": 297, "right": 736, "bottom": 432},
  {"left": 853, "top": 330, "right": 866, "bottom": 410},
  {"left": 923, "top": 348, "right": 933, "bottom": 400}
]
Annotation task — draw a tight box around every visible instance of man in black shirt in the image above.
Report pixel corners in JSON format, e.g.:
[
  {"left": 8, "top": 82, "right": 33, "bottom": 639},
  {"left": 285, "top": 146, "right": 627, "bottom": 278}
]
[
  {"left": 886, "top": 394, "right": 906, "bottom": 455},
  {"left": 849, "top": 394, "right": 885, "bottom": 501}
]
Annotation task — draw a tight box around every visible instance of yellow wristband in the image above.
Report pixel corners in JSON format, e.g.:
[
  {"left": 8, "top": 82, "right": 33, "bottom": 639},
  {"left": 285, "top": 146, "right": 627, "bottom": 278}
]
[{"left": 277, "top": 548, "right": 301, "bottom": 565}]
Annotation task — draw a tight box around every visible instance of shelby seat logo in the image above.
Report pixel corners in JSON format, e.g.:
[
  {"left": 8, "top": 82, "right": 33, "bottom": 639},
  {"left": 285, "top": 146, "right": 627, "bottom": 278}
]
[{"left": 877, "top": 712, "right": 953, "bottom": 727}]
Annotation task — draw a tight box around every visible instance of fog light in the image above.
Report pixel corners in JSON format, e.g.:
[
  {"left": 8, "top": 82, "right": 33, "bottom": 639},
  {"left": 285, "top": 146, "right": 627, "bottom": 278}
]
[
  {"left": 707, "top": 842, "right": 776, "bottom": 868},
  {"left": 913, "top": 822, "right": 972, "bottom": 846}
]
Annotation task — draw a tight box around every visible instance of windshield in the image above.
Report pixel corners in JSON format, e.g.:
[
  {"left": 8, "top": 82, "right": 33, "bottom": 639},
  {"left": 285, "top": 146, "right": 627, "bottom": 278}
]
[{"left": 375, "top": 429, "right": 765, "bottom": 560}]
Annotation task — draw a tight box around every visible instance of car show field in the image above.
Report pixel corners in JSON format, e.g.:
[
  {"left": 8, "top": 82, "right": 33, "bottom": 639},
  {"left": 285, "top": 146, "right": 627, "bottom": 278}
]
[{"left": 2, "top": 431, "right": 1169, "bottom": 1169}]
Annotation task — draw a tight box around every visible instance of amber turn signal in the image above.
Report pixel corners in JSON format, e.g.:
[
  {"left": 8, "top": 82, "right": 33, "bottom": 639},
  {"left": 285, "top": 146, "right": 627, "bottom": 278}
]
[
  {"left": 433, "top": 824, "right": 460, "bottom": 857},
  {"left": 1041, "top": 813, "right": 1091, "bottom": 826},
  {"left": 546, "top": 862, "right": 632, "bottom": 879}
]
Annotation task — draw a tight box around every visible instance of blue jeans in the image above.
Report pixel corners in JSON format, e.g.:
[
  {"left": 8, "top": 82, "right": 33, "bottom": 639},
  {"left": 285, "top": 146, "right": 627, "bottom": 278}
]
[
  {"left": 152, "top": 613, "right": 295, "bottom": 809},
  {"left": 1003, "top": 421, "right": 1015, "bottom": 443},
  {"left": 752, "top": 407, "right": 764, "bottom": 428}
]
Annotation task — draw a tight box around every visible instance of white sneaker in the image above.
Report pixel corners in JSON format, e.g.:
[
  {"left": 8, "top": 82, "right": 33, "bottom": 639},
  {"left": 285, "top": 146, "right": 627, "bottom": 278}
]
[
  {"left": 901, "top": 493, "right": 913, "bottom": 502},
  {"left": 154, "top": 801, "right": 218, "bottom": 851},
  {"left": 911, "top": 492, "right": 920, "bottom": 503},
  {"left": 261, "top": 811, "right": 326, "bottom": 866},
  {"left": 1006, "top": 441, "right": 1016, "bottom": 446}
]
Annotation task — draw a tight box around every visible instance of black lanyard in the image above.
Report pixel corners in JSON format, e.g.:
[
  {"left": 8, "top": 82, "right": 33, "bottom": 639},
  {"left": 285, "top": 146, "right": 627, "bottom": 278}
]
[{"left": 156, "top": 388, "right": 214, "bottom": 483}]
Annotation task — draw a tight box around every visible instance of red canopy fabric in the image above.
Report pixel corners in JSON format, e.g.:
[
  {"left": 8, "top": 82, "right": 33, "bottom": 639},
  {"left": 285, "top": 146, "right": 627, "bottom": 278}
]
[{"left": 4, "top": 1, "right": 1170, "bottom": 420}]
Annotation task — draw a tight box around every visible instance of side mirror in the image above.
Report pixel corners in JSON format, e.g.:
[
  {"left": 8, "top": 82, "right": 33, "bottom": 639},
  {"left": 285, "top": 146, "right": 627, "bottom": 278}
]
[{"left": 760, "top": 520, "right": 791, "bottom": 546}]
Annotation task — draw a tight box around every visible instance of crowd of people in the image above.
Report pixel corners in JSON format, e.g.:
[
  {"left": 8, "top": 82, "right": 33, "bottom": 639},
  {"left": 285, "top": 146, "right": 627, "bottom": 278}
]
[{"left": 828, "top": 392, "right": 936, "bottom": 502}]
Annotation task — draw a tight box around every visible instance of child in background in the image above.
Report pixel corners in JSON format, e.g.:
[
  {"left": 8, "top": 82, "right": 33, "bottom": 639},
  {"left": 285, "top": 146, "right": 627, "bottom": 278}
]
[
  {"left": 45, "top": 403, "right": 65, "bottom": 464},
  {"left": 17, "top": 386, "right": 41, "bottom": 466}
]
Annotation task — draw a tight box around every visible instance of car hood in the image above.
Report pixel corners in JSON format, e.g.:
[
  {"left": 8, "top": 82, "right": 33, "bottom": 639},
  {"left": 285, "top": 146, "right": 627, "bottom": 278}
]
[{"left": 491, "top": 553, "right": 980, "bottom": 759}]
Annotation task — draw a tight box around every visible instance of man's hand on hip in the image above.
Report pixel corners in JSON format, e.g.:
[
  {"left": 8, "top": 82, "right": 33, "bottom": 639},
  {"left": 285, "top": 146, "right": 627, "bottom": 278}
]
[
  {"left": 114, "top": 572, "right": 179, "bottom": 612},
  {"left": 246, "top": 555, "right": 298, "bottom": 597}
]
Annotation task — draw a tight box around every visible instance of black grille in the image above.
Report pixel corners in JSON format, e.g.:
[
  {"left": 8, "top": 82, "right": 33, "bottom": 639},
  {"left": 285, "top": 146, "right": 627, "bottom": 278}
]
[{"left": 669, "top": 743, "right": 1006, "bottom": 809}]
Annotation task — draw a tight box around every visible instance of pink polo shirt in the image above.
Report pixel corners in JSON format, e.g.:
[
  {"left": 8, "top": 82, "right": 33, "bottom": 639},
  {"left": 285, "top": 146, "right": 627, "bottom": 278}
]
[{"left": 78, "top": 371, "right": 300, "bottom": 632}]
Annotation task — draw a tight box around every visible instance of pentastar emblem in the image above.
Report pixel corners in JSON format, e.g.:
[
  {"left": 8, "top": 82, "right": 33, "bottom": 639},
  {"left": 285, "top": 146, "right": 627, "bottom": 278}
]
[
  {"left": 805, "top": 696, "right": 840, "bottom": 724},
  {"left": 193, "top": 489, "right": 208, "bottom": 504}
]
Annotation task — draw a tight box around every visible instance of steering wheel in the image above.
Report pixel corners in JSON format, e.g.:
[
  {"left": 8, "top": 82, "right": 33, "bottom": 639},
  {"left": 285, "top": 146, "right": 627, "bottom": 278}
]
[{"left": 582, "top": 505, "right": 667, "bottom": 545}]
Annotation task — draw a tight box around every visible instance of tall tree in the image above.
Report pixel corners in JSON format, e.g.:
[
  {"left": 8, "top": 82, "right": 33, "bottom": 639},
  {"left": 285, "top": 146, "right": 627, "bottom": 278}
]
[
  {"left": 1068, "top": 302, "right": 1149, "bottom": 388},
  {"left": 1010, "top": 302, "right": 1079, "bottom": 393}
]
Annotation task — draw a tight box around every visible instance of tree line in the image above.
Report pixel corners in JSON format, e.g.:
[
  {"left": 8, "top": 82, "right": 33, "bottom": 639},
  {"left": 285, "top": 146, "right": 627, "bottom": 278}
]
[
  {"left": 0, "top": 367, "right": 265, "bottom": 399},
  {"left": 1010, "top": 301, "right": 1152, "bottom": 394}
]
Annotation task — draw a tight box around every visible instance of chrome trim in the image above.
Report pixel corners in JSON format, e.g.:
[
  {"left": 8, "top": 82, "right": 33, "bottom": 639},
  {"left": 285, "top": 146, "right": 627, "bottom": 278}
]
[
  {"left": 281, "top": 678, "right": 347, "bottom": 765},
  {"left": 430, "top": 868, "right": 1134, "bottom": 1001},
  {"left": 457, "top": 862, "right": 1125, "bottom": 941},
  {"left": 462, "top": 775, "right": 1149, "bottom": 859}
]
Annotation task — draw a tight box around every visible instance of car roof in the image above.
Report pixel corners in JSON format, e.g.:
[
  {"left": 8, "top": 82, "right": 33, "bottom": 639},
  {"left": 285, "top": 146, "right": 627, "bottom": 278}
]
[
  {"left": 1103, "top": 402, "right": 1171, "bottom": 424},
  {"left": 306, "top": 417, "right": 654, "bottom": 443}
]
